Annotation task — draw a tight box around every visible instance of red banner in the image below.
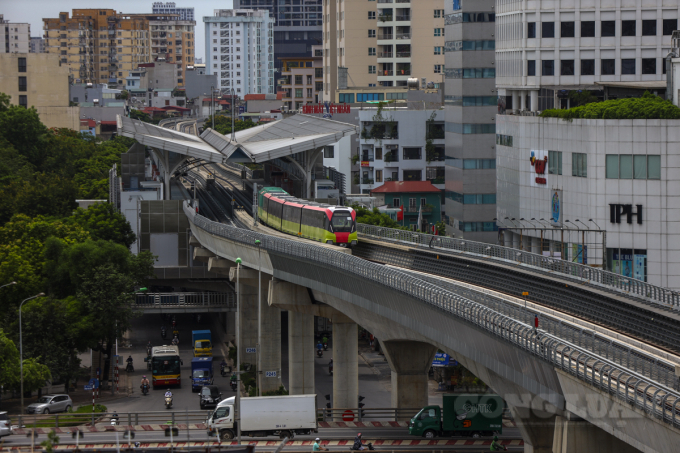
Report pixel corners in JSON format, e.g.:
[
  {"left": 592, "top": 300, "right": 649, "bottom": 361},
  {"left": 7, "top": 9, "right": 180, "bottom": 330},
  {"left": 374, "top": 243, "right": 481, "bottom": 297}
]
[{"left": 301, "top": 104, "right": 351, "bottom": 115}]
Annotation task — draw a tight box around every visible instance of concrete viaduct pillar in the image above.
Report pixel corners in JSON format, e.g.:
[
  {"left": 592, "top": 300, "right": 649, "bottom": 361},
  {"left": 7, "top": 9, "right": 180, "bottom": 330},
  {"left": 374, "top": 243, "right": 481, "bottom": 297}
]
[
  {"left": 268, "top": 278, "right": 358, "bottom": 416},
  {"left": 381, "top": 340, "right": 437, "bottom": 418},
  {"left": 230, "top": 267, "right": 282, "bottom": 394}
]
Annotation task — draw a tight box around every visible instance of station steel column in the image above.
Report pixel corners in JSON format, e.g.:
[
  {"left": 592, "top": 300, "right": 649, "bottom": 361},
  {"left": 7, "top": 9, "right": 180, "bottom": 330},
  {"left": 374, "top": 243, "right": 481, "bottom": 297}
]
[{"left": 332, "top": 320, "right": 358, "bottom": 419}]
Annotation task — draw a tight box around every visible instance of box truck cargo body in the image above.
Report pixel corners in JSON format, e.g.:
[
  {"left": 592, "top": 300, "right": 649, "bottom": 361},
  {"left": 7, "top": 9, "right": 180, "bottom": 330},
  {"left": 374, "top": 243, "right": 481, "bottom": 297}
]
[{"left": 207, "top": 395, "right": 317, "bottom": 440}]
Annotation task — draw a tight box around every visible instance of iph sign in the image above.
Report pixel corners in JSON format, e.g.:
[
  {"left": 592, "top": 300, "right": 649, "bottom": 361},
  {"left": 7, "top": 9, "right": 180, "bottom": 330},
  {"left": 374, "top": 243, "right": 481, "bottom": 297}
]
[{"left": 530, "top": 150, "right": 549, "bottom": 187}]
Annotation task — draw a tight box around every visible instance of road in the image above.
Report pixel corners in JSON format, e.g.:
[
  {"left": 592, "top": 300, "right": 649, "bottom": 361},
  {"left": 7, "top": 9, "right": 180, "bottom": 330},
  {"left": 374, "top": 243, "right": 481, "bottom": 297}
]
[{"left": 1, "top": 427, "right": 522, "bottom": 449}]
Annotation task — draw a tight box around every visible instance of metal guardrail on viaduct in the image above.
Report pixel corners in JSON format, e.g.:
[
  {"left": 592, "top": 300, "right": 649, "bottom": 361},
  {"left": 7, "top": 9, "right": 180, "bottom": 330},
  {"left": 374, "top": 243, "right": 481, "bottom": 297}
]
[
  {"left": 186, "top": 203, "right": 680, "bottom": 431},
  {"left": 357, "top": 224, "right": 680, "bottom": 310}
]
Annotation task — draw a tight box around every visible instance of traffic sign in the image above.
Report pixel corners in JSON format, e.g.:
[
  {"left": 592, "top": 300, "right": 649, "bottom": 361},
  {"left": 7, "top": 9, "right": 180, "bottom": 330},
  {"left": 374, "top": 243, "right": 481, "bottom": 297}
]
[
  {"left": 84, "top": 385, "right": 93, "bottom": 391},
  {"left": 265, "top": 371, "right": 277, "bottom": 378},
  {"left": 246, "top": 348, "right": 256, "bottom": 353},
  {"left": 342, "top": 410, "right": 354, "bottom": 422},
  {"left": 87, "top": 378, "right": 100, "bottom": 389}
]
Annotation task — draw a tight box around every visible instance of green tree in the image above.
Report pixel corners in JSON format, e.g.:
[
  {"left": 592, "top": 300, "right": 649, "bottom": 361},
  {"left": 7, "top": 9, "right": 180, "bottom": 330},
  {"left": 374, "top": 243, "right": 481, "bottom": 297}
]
[
  {"left": 0, "top": 329, "right": 20, "bottom": 390},
  {"left": 205, "top": 115, "right": 257, "bottom": 136},
  {"left": 41, "top": 430, "right": 60, "bottom": 453},
  {"left": 0, "top": 105, "right": 49, "bottom": 168},
  {"left": 568, "top": 90, "right": 598, "bottom": 107},
  {"left": 130, "top": 109, "right": 152, "bottom": 123},
  {"left": 69, "top": 203, "right": 136, "bottom": 249},
  {"left": 352, "top": 205, "right": 408, "bottom": 229},
  {"left": 0, "top": 92, "right": 10, "bottom": 113}
]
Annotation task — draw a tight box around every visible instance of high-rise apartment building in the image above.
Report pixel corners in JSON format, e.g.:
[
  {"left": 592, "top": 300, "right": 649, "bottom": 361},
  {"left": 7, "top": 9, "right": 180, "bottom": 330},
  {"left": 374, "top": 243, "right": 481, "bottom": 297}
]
[
  {"left": 152, "top": 2, "right": 195, "bottom": 22},
  {"left": 1, "top": 15, "right": 31, "bottom": 53},
  {"left": 43, "top": 10, "right": 194, "bottom": 88},
  {"left": 232, "top": 0, "right": 322, "bottom": 84},
  {"left": 322, "top": 0, "right": 445, "bottom": 102},
  {"left": 443, "top": 0, "right": 497, "bottom": 242},
  {"left": 204, "top": 9, "right": 274, "bottom": 96},
  {"left": 30, "top": 37, "right": 45, "bottom": 53}
]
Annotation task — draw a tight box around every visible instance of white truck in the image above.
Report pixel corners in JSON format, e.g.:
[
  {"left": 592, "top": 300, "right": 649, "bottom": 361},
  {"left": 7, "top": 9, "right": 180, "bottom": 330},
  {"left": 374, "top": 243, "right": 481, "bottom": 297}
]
[{"left": 206, "top": 395, "right": 317, "bottom": 440}]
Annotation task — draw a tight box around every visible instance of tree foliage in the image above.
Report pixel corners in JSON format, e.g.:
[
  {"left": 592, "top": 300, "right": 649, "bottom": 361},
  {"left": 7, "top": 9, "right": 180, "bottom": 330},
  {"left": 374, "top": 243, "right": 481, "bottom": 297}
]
[
  {"left": 69, "top": 203, "right": 136, "bottom": 249},
  {"left": 205, "top": 114, "right": 257, "bottom": 136},
  {"left": 351, "top": 205, "right": 408, "bottom": 230},
  {"left": 541, "top": 92, "right": 680, "bottom": 120}
]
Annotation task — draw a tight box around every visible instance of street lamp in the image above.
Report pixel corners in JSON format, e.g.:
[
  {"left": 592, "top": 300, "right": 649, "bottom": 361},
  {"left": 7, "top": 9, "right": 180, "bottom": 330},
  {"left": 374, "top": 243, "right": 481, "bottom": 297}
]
[
  {"left": 211, "top": 85, "right": 215, "bottom": 130},
  {"left": 0, "top": 281, "right": 17, "bottom": 290},
  {"left": 588, "top": 219, "right": 602, "bottom": 230},
  {"left": 19, "top": 292, "right": 45, "bottom": 412},
  {"left": 235, "top": 257, "right": 242, "bottom": 445},
  {"left": 255, "top": 240, "right": 262, "bottom": 397}
]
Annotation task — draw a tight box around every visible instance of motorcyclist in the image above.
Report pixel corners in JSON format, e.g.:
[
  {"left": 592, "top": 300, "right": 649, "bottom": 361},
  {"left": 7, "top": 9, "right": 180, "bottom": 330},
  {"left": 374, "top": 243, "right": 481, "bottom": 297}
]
[
  {"left": 329, "top": 358, "right": 333, "bottom": 374},
  {"left": 312, "top": 437, "right": 328, "bottom": 452},
  {"left": 316, "top": 341, "right": 323, "bottom": 356},
  {"left": 322, "top": 336, "right": 328, "bottom": 347},
  {"left": 111, "top": 411, "right": 119, "bottom": 422},
  {"left": 220, "top": 360, "right": 228, "bottom": 375},
  {"left": 140, "top": 375, "right": 150, "bottom": 392},
  {"left": 172, "top": 335, "right": 179, "bottom": 346},
  {"left": 490, "top": 436, "right": 506, "bottom": 451},
  {"left": 126, "top": 356, "right": 133, "bottom": 370},
  {"left": 353, "top": 433, "right": 367, "bottom": 451},
  {"left": 165, "top": 390, "right": 173, "bottom": 398}
]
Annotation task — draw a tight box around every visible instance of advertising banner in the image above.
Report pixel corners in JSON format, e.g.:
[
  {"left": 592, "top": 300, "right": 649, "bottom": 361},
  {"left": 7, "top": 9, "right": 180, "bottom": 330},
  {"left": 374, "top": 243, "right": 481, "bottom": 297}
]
[
  {"left": 550, "top": 189, "right": 562, "bottom": 227},
  {"left": 529, "top": 150, "right": 549, "bottom": 188},
  {"left": 432, "top": 353, "right": 450, "bottom": 367}
]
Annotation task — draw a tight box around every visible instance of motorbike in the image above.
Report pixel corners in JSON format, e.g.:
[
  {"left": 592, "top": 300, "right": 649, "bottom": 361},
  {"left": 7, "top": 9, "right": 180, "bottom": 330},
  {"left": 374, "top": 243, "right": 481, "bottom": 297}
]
[
  {"left": 110, "top": 415, "right": 119, "bottom": 426},
  {"left": 350, "top": 442, "right": 374, "bottom": 451},
  {"left": 323, "top": 343, "right": 328, "bottom": 351},
  {"left": 161, "top": 327, "right": 166, "bottom": 339},
  {"left": 165, "top": 395, "right": 173, "bottom": 409},
  {"left": 317, "top": 349, "right": 323, "bottom": 358},
  {"left": 141, "top": 383, "right": 150, "bottom": 395},
  {"left": 147, "top": 344, "right": 152, "bottom": 356},
  {"left": 230, "top": 379, "right": 238, "bottom": 392},
  {"left": 126, "top": 361, "right": 134, "bottom": 372},
  {"left": 220, "top": 364, "right": 228, "bottom": 377},
  {"left": 329, "top": 360, "right": 333, "bottom": 376}
]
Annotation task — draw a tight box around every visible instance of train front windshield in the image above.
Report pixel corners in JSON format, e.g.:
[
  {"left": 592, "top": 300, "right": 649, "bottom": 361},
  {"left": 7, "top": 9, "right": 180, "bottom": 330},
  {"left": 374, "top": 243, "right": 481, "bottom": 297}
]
[{"left": 331, "top": 211, "right": 354, "bottom": 232}]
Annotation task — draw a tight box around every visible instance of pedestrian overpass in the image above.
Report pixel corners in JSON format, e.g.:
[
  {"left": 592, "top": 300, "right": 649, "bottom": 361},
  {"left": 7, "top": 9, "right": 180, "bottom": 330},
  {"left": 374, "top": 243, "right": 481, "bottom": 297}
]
[{"left": 184, "top": 201, "right": 680, "bottom": 453}]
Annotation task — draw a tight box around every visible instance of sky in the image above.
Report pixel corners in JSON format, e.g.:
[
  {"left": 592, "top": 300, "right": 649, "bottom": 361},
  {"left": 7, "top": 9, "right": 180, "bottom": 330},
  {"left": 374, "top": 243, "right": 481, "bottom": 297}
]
[{"left": 2, "top": 0, "right": 234, "bottom": 61}]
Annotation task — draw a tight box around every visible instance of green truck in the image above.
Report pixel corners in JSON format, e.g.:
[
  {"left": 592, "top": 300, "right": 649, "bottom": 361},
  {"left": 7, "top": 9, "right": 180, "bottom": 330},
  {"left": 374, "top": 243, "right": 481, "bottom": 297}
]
[{"left": 409, "top": 394, "right": 504, "bottom": 439}]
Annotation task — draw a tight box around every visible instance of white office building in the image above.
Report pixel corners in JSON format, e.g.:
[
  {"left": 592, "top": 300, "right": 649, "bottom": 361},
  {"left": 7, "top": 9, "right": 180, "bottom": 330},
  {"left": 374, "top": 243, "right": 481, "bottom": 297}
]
[
  {"left": 152, "top": 2, "right": 194, "bottom": 22},
  {"left": 357, "top": 108, "right": 445, "bottom": 194},
  {"left": 203, "top": 9, "right": 274, "bottom": 96},
  {"left": 1, "top": 15, "right": 30, "bottom": 54},
  {"left": 495, "top": 0, "right": 678, "bottom": 110}
]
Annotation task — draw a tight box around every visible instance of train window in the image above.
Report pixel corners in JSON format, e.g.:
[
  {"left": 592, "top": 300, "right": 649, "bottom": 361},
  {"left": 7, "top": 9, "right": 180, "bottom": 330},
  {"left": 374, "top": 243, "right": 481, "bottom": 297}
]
[{"left": 331, "top": 211, "right": 353, "bottom": 232}]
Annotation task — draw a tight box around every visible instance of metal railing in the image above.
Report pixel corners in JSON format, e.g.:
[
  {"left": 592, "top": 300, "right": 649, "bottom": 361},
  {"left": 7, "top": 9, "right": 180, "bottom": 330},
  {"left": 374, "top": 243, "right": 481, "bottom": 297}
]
[
  {"left": 223, "top": 161, "right": 253, "bottom": 179},
  {"left": 134, "top": 292, "right": 235, "bottom": 307},
  {"left": 317, "top": 408, "right": 421, "bottom": 422},
  {"left": 357, "top": 224, "right": 680, "bottom": 309},
  {"left": 184, "top": 202, "right": 680, "bottom": 431}
]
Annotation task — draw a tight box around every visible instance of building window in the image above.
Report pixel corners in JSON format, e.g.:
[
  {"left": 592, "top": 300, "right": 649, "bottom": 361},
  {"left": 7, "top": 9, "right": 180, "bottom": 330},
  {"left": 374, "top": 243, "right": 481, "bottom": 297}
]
[
  {"left": 580, "top": 59, "right": 595, "bottom": 75},
  {"left": 368, "top": 47, "right": 376, "bottom": 56},
  {"left": 527, "top": 60, "right": 536, "bottom": 76},
  {"left": 393, "top": 198, "right": 400, "bottom": 208},
  {"left": 295, "top": 88, "right": 303, "bottom": 98},
  {"left": 642, "top": 19, "right": 656, "bottom": 36},
  {"left": 375, "top": 170, "right": 383, "bottom": 183},
  {"left": 542, "top": 60, "right": 554, "bottom": 76},
  {"left": 601, "top": 20, "right": 616, "bottom": 37},
  {"left": 548, "top": 151, "right": 562, "bottom": 175},
  {"left": 368, "top": 29, "right": 376, "bottom": 38},
  {"left": 561, "top": 60, "right": 574, "bottom": 75},
  {"left": 495, "top": 134, "right": 513, "bottom": 147},
  {"left": 622, "top": 20, "right": 636, "bottom": 36},
  {"left": 403, "top": 148, "right": 422, "bottom": 160},
  {"left": 642, "top": 58, "right": 656, "bottom": 74},
  {"left": 295, "top": 75, "right": 302, "bottom": 84},
  {"left": 542, "top": 22, "right": 555, "bottom": 38},
  {"left": 601, "top": 59, "right": 615, "bottom": 75},
  {"left": 621, "top": 59, "right": 636, "bottom": 75},
  {"left": 581, "top": 21, "right": 595, "bottom": 37},
  {"left": 368, "top": 65, "right": 376, "bottom": 74},
  {"left": 434, "top": 9, "right": 443, "bottom": 18},
  {"left": 561, "top": 21, "right": 574, "bottom": 37},
  {"left": 18, "top": 76, "right": 27, "bottom": 92},
  {"left": 434, "top": 46, "right": 442, "bottom": 55},
  {"left": 434, "top": 28, "right": 442, "bottom": 37},
  {"left": 368, "top": 11, "right": 375, "bottom": 19},
  {"left": 324, "top": 146, "right": 334, "bottom": 159},
  {"left": 572, "top": 153, "right": 587, "bottom": 177},
  {"left": 527, "top": 22, "right": 536, "bottom": 38},
  {"left": 18, "top": 57, "right": 26, "bottom": 72},
  {"left": 606, "top": 154, "right": 660, "bottom": 180},
  {"left": 434, "top": 65, "right": 442, "bottom": 73},
  {"left": 18, "top": 95, "right": 27, "bottom": 108},
  {"left": 663, "top": 19, "right": 678, "bottom": 35},
  {"left": 403, "top": 170, "right": 421, "bottom": 181}
]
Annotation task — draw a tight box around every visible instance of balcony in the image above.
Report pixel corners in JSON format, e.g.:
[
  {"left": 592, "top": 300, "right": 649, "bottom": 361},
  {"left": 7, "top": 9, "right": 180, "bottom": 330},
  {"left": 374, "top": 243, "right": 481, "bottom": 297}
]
[
  {"left": 378, "top": 15, "right": 393, "bottom": 22},
  {"left": 384, "top": 152, "right": 399, "bottom": 163},
  {"left": 362, "top": 179, "right": 375, "bottom": 185},
  {"left": 396, "top": 51, "right": 411, "bottom": 58},
  {"left": 380, "top": 69, "right": 394, "bottom": 76},
  {"left": 378, "top": 52, "right": 393, "bottom": 58},
  {"left": 395, "top": 15, "right": 411, "bottom": 21},
  {"left": 405, "top": 206, "right": 432, "bottom": 213},
  {"left": 378, "top": 33, "right": 394, "bottom": 40},
  {"left": 396, "top": 32, "right": 411, "bottom": 39}
]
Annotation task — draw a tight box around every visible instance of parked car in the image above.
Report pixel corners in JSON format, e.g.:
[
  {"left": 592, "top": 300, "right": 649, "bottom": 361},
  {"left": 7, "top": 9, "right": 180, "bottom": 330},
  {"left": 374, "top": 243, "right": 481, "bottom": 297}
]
[
  {"left": 0, "top": 412, "right": 12, "bottom": 437},
  {"left": 199, "top": 385, "right": 222, "bottom": 409},
  {"left": 26, "top": 394, "right": 73, "bottom": 414}
]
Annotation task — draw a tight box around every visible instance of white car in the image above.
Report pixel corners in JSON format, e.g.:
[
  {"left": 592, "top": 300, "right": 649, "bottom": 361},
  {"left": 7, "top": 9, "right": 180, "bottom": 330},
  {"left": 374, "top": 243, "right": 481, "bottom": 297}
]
[{"left": 0, "top": 412, "right": 12, "bottom": 437}]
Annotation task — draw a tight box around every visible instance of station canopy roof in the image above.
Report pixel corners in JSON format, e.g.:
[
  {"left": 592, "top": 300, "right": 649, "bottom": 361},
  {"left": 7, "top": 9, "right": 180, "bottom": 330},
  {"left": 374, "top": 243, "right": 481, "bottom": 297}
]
[{"left": 117, "top": 114, "right": 358, "bottom": 164}]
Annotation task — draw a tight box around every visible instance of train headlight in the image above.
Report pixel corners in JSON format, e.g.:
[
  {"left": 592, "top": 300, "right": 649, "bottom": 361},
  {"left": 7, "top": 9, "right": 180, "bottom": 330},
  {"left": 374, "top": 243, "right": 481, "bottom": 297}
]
[
  {"left": 326, "top": 240, "right": 334, "bottom": 245},
  {"left": 351, "top": 240, "right": 358, "bottom": 245}
]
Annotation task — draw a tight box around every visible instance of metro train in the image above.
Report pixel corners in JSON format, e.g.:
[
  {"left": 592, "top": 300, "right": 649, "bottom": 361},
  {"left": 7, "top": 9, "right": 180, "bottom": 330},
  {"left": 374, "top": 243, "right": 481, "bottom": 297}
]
[{"left": 257, "top": 187, "right": 358, "bottom": 246}]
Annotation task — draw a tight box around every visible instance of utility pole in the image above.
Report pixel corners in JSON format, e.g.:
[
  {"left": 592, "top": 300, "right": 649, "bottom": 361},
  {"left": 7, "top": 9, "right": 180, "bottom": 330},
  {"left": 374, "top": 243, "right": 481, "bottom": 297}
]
[
  {"left": 256, "top": 239, "right": 262, "bottom": 396},
  {"left": 211, "top": 85, "right": 215, "bottom": 130},
  {"left": 235, "top": 257, "right": 242, "bottom": 445}
]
